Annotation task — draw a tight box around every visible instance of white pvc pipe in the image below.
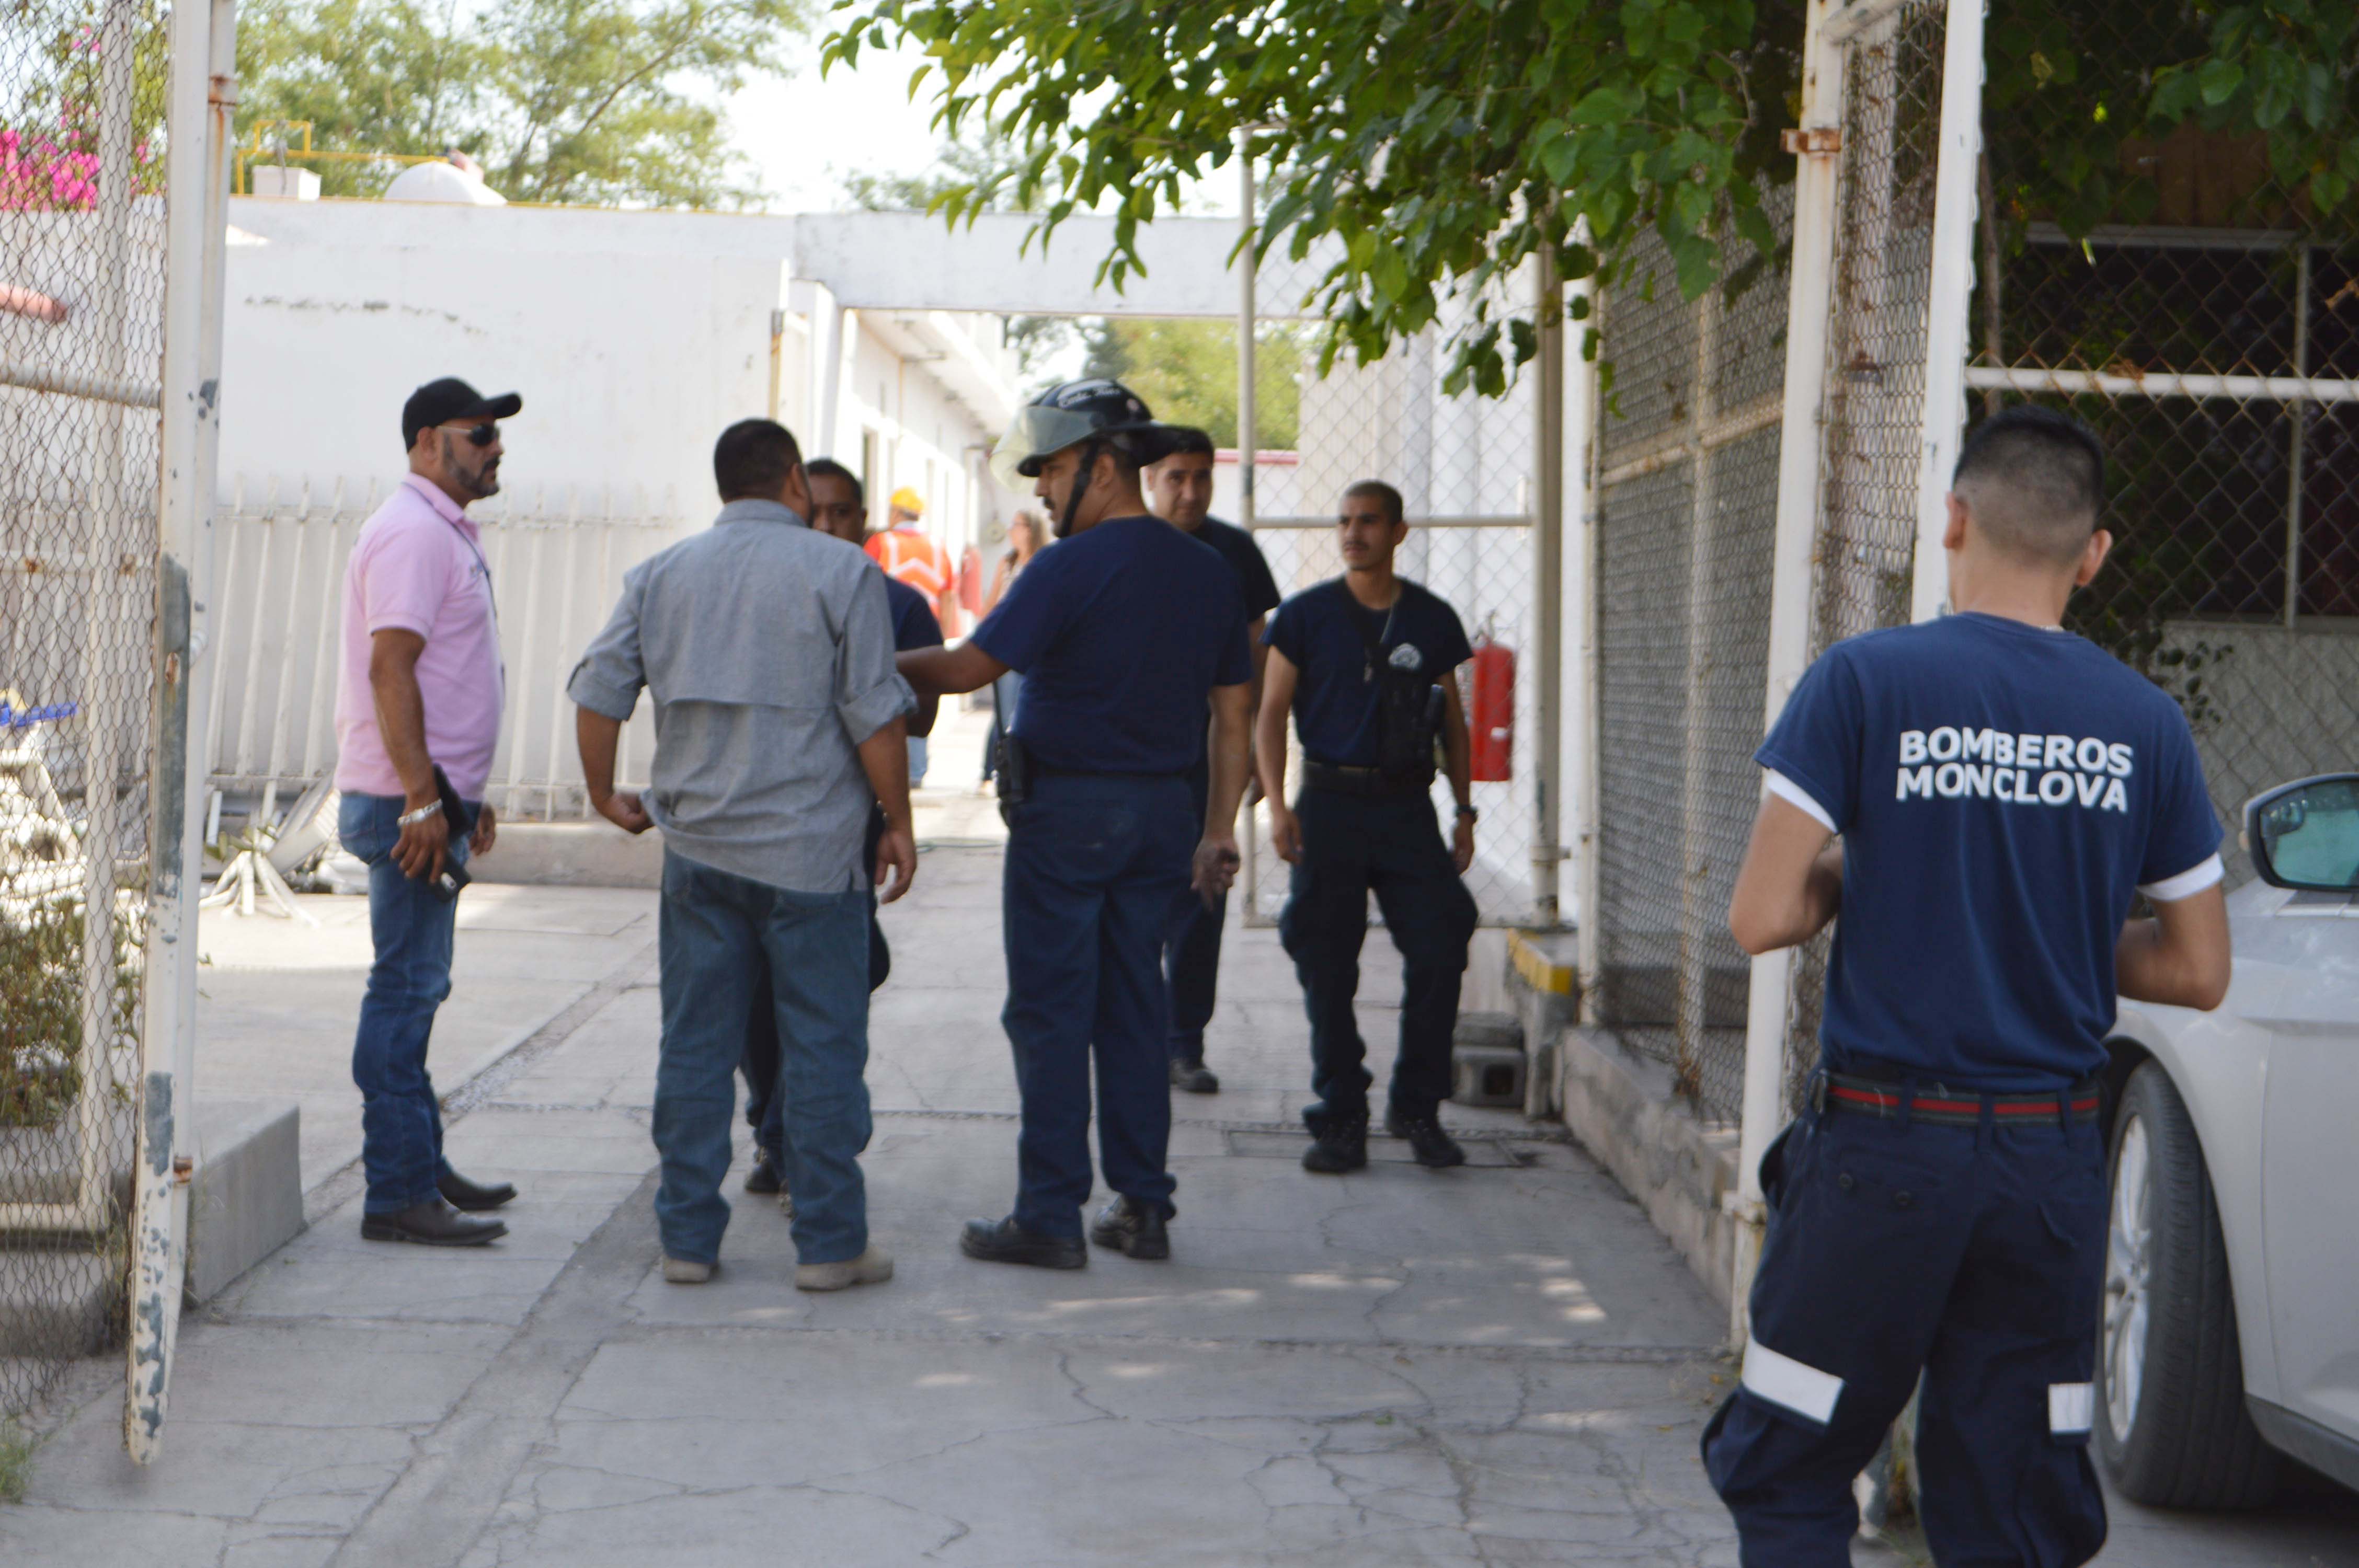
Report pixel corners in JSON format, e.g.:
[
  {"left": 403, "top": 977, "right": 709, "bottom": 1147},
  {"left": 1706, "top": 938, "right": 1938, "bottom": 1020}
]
[{"left": 1962, "top": 363, "right": 2359, "bottom": 405}]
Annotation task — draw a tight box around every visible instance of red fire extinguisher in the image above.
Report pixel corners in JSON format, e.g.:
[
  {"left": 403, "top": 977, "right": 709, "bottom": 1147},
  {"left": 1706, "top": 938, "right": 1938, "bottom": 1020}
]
[
  {"left": 1468, "top": 631, "right": 1515, "bottom": 782},
  {"left": 957, "top": 545, "right": 986, "bottom": 617}
]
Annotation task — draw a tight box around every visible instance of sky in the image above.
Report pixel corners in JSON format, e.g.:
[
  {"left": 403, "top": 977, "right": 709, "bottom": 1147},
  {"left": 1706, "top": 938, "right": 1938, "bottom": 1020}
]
[
  {"left": 724, "top": 31, "right": 1235, "bottom": 219},
  {"left": 727, "top": 33, "right": 946, "bottom": 211}
]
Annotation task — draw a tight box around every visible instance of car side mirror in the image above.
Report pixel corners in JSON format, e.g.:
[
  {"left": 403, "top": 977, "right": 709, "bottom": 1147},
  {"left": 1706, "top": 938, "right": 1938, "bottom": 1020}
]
[{"left": 2244, "top": 774, "right": 2359, "bottom": 893}]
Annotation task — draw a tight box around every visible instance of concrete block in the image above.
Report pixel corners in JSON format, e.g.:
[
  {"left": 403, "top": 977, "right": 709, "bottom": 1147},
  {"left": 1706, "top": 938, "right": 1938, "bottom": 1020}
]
[
  {"left": 1450, "top": 1013, "right": 1527, "bottom": 1108},
  {"left": 468, "top": 822, "right": 665, "bottom": 889},
  {"left": 1452, "top": 1044, "right": 1528, "bottom": 1108},
  {"left": 0, "top": 1252, "right": 111, "bottom": 1357},
  {"left": 1505, "top": 927, "right": 1580, "bottom": 1119},
  {"left": 190, "top": 1098, "right": 306, "bottom": 1300}
]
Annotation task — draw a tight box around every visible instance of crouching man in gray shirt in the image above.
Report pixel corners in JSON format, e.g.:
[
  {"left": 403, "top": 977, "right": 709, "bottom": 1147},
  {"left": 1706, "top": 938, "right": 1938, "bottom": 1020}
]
[{"left": 569, "top": 418, "right": 917, "bottom": 1293}]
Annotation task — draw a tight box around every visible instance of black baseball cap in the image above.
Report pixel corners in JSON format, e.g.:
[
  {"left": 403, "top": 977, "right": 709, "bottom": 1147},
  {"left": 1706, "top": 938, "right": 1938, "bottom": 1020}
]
[{"left": 402, "top": 377, "right": 522, "bottom": 448}]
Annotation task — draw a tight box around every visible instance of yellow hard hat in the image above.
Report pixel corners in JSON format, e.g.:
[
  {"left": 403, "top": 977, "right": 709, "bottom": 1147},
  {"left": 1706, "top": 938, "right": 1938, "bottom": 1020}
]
[{"left": 888, "top": 487, "right": 925, "bottom": 517}]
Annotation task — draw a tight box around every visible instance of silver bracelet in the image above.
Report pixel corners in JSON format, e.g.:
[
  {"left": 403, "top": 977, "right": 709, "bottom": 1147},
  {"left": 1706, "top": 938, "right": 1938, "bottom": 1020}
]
[{"left": 397, "top": 799, "right": 444, "bottom": 827}]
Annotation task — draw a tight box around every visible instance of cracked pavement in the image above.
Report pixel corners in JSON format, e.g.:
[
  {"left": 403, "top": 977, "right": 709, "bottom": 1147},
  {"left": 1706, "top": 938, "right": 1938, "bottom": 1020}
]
[{"left": 7, "top": 821, "right": 2355, "bottom": 1563}]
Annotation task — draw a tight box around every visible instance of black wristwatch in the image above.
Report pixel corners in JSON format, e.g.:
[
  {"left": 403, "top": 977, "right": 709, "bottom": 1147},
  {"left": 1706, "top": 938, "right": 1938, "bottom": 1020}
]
[{"left": 1454, "top": 802, "right": 1478, "bottom": 823}]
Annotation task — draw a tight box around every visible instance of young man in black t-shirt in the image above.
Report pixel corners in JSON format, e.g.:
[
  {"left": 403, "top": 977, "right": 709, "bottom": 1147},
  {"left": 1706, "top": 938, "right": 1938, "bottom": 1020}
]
[
  {"left": 1257, "top": 480, "right": 1480, "bottom": 1173},
  {"left": 1146, "top": 427, "right": 1284, "bottom": 1095}
]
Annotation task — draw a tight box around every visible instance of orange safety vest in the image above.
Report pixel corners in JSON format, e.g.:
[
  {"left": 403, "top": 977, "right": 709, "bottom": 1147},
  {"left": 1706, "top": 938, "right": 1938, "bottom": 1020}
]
[{"left": 865, "top": 527, "right": 953, "bottom": 599}]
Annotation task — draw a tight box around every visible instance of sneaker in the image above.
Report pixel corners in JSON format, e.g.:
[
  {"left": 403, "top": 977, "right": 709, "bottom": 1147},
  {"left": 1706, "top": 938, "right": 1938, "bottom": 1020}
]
[
  {"left": 744, "top": 1151, "right": 783, "bottom": 1195},
  {"left": 661, "top": 1256, "right": 714, "bottom": 1284},
  {"left": 959, "top": 1216, "right": 1087, "bottom": 1270},
  {"left": 795, "top": 1244, "right": 895, "bottom": 1293},
  {"left": 1169, "top": 1056, "right": 1221, "bottom": 1094},
  {"left": 1385, "top": 1109, "right": 1468, "bottom": 1169},
  {"left": 776, "top": 1183, "right": 795, "bottom": 1221},
  {"left": 1089, "top": 1195, "right": 1171, "bottom": 1260},
  {"left": 1300, "top": 1114, "right": 1369, "bottom": 1174}
]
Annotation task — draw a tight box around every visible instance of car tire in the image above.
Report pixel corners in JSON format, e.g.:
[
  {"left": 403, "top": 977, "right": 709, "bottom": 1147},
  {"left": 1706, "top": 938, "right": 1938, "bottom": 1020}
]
[{"left": 2095, "top": 1060, "right": 2280, "bottom": 1508}]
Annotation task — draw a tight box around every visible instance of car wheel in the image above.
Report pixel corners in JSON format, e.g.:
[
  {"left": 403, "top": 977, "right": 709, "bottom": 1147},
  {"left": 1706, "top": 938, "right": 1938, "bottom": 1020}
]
[{"left": 2095, "top": 1060, "right": 2280, "bottom": 1508}]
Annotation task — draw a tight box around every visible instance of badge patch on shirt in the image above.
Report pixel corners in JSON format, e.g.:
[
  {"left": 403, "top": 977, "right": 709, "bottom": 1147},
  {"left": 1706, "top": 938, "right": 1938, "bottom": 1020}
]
[{"left": 1388, "top": 644, "right": 1424, "bottom": 673}]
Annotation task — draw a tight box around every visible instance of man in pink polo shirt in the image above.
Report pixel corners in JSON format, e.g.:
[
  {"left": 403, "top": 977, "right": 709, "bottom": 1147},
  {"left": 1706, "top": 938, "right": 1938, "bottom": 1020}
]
[{"left": 332, "top": 376, "right": 520, "bottom": 1248}]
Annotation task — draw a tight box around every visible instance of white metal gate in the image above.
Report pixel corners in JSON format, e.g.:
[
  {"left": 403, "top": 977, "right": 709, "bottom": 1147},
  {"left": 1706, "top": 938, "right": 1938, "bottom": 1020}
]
[{"left": 0, "top": 0, "right": 231, "bottom": 1460}]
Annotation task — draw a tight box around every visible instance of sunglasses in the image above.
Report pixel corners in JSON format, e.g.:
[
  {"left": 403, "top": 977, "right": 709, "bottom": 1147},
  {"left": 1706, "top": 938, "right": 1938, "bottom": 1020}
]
[{"left": 438, "top": 421, "right": 500, "bottom": 448}]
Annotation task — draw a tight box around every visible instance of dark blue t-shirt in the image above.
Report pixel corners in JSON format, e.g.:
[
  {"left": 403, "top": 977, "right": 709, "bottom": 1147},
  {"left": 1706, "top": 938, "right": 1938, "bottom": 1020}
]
[
  {"left": 1265, "top": 579, "right": 1473, "bottom": 767},
  {"left": 1188, "top": 516, "right": 1282, "bottom": 620},
  {"left": 1760, "top": 612, "right": 2223, "bottom": 1088},
  {"left": 883, "top": 576, "right": 944, "bottom": 654},
  {"left": 883, "top": 577, "right": 944, "bottom": 739},
  {"left": 970, "top": 515, "right": 1252, "bottom": 774}
]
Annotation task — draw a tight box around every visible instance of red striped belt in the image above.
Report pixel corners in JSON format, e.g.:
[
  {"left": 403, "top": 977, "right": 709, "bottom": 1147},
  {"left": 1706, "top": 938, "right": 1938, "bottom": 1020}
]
[{"left": 1821, "top": 1071, "right": 2101, "bottom": 1126}]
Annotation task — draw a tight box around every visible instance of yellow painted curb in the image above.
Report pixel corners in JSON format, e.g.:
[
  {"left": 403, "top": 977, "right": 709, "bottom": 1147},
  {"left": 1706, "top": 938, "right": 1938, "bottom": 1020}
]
[{"left": 1508, "top": 929, "right": 1576, "bottom": 997}]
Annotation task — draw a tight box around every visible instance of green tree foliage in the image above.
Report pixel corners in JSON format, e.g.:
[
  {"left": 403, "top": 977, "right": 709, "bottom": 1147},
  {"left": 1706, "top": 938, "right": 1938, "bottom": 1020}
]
[
  {"left": 827, "top": 0, "right": 1803, "bottom": 395},
  {"left": 237, "top": 0, "right": 807, "bottom": 206},
  {"left": 829, "top": 0, "right": 2359, "bottom": 394},
  {"left": 1079, "top": 318, "right": 1304, "bottom": 450}
]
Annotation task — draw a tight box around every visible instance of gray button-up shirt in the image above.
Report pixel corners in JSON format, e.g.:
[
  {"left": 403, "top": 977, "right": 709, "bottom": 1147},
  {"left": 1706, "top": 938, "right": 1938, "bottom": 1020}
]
[{"left": 566, "top": 498, "right": 915, "bottom": 892}]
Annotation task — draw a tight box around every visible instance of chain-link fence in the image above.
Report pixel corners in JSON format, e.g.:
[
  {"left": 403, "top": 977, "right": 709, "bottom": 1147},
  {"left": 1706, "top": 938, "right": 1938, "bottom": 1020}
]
[
  {"left": 2, "top": 0, "right": 174, "bottom": 1427},
  {"left": 1590, "top": 188, "right": 1794, "bottom": 1123},
  {"left": 1240, "top": 244, "right": 1543, "bottom": 927},
  {"left": 1977, "top": 164, "right": 2359, "bottom": 884}
]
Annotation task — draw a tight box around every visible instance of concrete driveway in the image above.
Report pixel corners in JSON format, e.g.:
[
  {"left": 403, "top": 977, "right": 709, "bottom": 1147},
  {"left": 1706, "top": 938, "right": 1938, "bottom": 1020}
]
[{"left": 4, "top": 833, "right": 2353, "bottom": 1565}]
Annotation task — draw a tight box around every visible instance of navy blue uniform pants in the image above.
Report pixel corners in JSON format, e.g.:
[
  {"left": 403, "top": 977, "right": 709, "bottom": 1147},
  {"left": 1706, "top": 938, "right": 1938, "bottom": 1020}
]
[
  {"left": 1703, "top": 1095, "right": 2110, "bottom": 1567},
  {"left": 1003, "top": 771, "right": 1195, "bottom": 1238},
  {"left": 1162, "top": 753, "right": 1223, "bottom": 1064},
  {"left": 1278, "top": 787, "right": 1477, "bottom": 1125}
]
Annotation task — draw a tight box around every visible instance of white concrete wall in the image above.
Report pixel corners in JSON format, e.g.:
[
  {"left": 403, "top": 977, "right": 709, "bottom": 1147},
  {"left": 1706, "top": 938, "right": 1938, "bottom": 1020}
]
[{"left": 222, "top": 198, "right": 807, "bottom": 528}]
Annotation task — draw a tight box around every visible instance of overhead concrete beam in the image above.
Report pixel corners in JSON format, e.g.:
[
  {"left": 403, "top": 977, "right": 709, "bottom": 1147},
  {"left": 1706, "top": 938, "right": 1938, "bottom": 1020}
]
[{"left": 789, "top": 211, "right": 1333, "bottom": 319}]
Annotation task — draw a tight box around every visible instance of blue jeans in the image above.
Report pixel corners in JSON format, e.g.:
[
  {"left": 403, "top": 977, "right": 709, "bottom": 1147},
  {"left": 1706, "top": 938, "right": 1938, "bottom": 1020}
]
[
  {"left": 340, "top": 792, "right": 473, "bottom": 1216},
  {"left": 658, "top": 851, "right": 872, "bottom": 1265},
  {"left": 1002, "top": 771, "right": 1195, "bottom": 1238}
]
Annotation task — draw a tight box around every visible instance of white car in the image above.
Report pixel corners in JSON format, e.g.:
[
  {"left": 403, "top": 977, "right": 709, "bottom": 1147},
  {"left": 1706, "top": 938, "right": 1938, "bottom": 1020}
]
[{"left": 2100, "top": 773, "right": 2359, "bottom": 1505}]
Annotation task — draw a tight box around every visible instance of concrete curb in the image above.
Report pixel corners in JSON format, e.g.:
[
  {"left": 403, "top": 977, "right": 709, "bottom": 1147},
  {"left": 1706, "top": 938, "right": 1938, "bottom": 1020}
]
[{"left": 1551, "top": 1026, "right": 1741, "bottom": 1312}]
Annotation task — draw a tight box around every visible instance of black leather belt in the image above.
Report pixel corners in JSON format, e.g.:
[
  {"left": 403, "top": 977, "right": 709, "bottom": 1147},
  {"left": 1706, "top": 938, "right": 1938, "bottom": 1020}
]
[
  {"left": 1818, "top": 1071, "right": 2101, "bottom": 1126},
  {"left": 1302, "top": 759, "right": 1428, "bottom": 798}
]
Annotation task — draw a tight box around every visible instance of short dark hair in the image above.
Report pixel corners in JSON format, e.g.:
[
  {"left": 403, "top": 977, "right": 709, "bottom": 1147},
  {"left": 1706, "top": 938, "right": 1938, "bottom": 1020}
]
[
  {"left": 1157, "top": 426, "right": 1216, "bottom": 460},
  {"left": 1342, "top": 479, "right": 1405, "bottom": 527},
  {"left": 804, "top": 457, "right": 862, "bottom": 506},
  {"left": 1951, "top": 407, "right": 2105, "bottom": 563},
  {"left": 713, "top": 418, "right": 803, "bottom": 502}
]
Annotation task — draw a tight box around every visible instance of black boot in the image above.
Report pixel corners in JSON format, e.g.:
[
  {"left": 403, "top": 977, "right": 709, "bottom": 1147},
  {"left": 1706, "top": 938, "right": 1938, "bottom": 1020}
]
[
  {"left": 744, "top": 1149, "right": 783, "bottom": 1194},
  {"left": 1169, "top": 1055, "right": 1221, "bottom": 1094},
  {"left": 1089, "top": 1196, "right": 1171, "bottom": 1260},
  {"left": 959, "top": 1216, "right": 1086, "bottom": 1270},
  {"left": 362, "top": 1197, "right": 507, "bottom": 1247},
  {"left": 436, "top": 1169, "right": 518, "bottom": 1212},
  {"left": 1385, "top": 1109, "right": 1468, "bottom": 1169},
  {"left": 1301, "top": 1111, "right": 1369, "bottom": 1174}
]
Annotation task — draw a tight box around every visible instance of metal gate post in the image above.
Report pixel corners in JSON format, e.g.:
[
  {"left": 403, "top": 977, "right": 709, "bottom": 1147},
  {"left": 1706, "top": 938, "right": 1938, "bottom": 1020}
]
[
  {"left": 1236, "top": 142, "right": 1261, "bottom": 917},
  {"left": 130, "top": 0, "right": 238, "bottom": 1463},
  {"left": 1731, "top": 0, "right": 1848, "bottom": 1341},
  {"left": 1907, "top": 0, "right": 1989, "bottom": 624},
  {"left": 1529, "top": 246, "right": 1565, "bottom": 926}
]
